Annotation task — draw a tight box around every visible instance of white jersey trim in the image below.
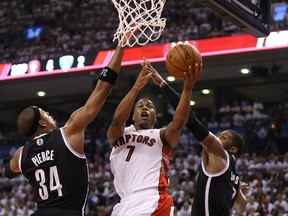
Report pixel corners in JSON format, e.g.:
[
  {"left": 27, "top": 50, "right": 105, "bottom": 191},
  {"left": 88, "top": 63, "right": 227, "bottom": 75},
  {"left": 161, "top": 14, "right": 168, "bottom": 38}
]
[
  {"left": 81, "top": 183, "right": 89, "bottom": 216},
  {"left": 60, "top": 127, "right": 86, "bottom": 159},
  {"left": 18, "top": 147, "right": 23, "bottom": 173},
  {"left": 205, "top": 176, "right": 212, "bottom": 216},
  {"left": 201, "top": 150, "right": 230, "bottom": 177},
  {"left": 203, "top": 151, "right": 230, "bottom": 216}
]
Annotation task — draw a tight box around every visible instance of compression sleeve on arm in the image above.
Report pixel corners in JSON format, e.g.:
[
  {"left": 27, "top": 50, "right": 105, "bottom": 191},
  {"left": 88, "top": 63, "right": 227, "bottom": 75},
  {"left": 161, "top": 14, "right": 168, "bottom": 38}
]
[
  {"left": 161, "top": 84, "right": 182, "bottom": 110},
  {"left": 161, "top": 84, "right": 209, "bottom": 142}
]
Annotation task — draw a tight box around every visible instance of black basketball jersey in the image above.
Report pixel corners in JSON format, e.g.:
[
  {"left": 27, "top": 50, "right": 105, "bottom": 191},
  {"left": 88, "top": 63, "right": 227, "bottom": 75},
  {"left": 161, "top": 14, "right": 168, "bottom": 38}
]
[
  {"left": 20, "top": 127, "right": 89, "bottom": 215},
  {"left": 191, "top": 150, "right": 240, "bottom": 216}
]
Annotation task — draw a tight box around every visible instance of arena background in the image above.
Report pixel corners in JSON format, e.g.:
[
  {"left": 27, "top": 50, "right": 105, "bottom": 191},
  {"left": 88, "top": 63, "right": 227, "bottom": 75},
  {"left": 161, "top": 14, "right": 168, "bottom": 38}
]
[{"left": 0, "top": 0, "right": 288, "bottom": 215}]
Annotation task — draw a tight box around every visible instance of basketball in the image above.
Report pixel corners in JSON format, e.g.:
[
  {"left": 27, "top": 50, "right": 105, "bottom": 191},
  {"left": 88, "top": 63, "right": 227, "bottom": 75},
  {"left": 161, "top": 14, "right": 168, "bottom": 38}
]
[{"left": 165, "top": 43, "right": 202, "bottom": 80}]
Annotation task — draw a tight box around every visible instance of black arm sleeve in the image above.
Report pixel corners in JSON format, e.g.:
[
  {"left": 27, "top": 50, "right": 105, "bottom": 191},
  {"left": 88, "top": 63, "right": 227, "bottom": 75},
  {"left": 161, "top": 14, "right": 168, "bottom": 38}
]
[
  {"left": 161, "top": 84, "right": 209, "bottom": 142},
  {"left": 4, "top": 164, "right": 20, "bottom": 179}
]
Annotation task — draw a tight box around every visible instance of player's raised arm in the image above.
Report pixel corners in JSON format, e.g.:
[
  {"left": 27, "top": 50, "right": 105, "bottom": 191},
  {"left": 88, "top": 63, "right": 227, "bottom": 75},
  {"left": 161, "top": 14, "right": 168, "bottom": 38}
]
[
  {"left": 146, "top": 59, "right": 208, "bottom": 148},
  {"left": 107, "top": 62, "right": 152, "bottom": 146},
  {"left": 162, "top": 64, "right": 201, "bottom": 150},
  {"left": 148, "top": 59, "right": 225, "bottom": 154},
  {"left": 62, "top": 46, "right": 124, "bottom": 153},
  {"left": 65, "top": 46, "right": 124, "bottom": 133},
  {"left": 65, "top": 25, "right": 136, "bottom": 140}
]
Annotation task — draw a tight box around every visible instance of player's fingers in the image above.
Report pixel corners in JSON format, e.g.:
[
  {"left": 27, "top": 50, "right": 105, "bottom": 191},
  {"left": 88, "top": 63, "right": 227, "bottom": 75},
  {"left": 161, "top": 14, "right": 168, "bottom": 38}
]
[
  {"left": 194, "top": 63, "right": 202, "bottom": 80},
  {"left": 145, "top": 72, "right": 152, "bottom": 78},
  {"left": 198, "top": 62, "right": 203, "bottom": 75},
  {"left": 140, "top": 64, "right": 149, "bottom": 76},
  {"left": 183, "top": 66, "right": 192, "bottom": 80},
  {"left": 186, "top": 65, "right": 195, "bottom": 80},
  {"left": 147, "top": 66, "right": 158, "bottom": 76},
  {"left": 143, "top": 72, "right": 152, "bottom": 83},
  {"left": 142, "top": 58, "right": 149, "bottom": 64}
]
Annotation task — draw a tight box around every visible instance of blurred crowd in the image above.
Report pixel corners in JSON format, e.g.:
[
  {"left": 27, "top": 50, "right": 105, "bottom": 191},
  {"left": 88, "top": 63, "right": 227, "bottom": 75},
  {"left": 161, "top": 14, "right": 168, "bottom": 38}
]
[{"left": 0, "top": 0, "right": 287, "bottom": 64}]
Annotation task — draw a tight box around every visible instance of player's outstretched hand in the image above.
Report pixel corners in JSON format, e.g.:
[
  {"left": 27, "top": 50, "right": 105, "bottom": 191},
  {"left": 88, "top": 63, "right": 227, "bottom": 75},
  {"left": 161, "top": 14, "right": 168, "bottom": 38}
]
[
  {"left": 143, "top": 58, "right": 166, "bottom": 87},
  {"left": 133, "top": 61, "right": 152, "bottom": 91},
  {"left": 183, "top": 63, "right": 203, "bottom": 89},
  {"left": 120, "top": 21, "right": 140, "bottom": 47}
]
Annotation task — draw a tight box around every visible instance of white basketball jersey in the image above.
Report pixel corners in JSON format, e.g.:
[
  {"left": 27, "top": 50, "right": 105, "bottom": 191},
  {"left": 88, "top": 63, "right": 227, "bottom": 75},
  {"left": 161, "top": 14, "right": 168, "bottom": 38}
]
[{"left": 110, "top": 125, "right": 171, "bottom": 199}]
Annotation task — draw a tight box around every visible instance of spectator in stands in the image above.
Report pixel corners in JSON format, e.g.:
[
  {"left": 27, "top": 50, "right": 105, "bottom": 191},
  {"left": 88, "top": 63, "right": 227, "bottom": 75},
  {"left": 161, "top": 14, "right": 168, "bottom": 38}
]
[
  {"left": 218, "top": 101, "right": 231, "bottom": 115},
  {"left": 233, "top": 110, "right": 246, "bottom": 127},
  {"left": 208, "top": 26, "right": 223, "bottom": 38},
  {"left": 177, "top": 200, "right": 192, "bottom": 216},
  {"left": 219, "top": 116, "right": 231, "bottom": 129},
  {"left": 230, "top": 100, "right": 241, "bottom": 114},
  {"left": 253, "top": 97, "right": 268, "bottom": 119},
  {"left": 207, "top": 116, "right": 219, "bottom": 129},
  {"left": 274, "top": 193, "right": 288, "bottom": 212},
  {"left": 246, "top": 195, "right": 260, "bottom": 213},
  {"left": 241, "top": 100, "right": 254, "bottom": 120},
  {"left": 187, "top": 20, "right": 199, "bottom": 39},
  {"left": 261, "top": 194, "right": 275, "bottom": 215},
  {"left": 199, "top": 18, "right": 212, "bottom": 38}
]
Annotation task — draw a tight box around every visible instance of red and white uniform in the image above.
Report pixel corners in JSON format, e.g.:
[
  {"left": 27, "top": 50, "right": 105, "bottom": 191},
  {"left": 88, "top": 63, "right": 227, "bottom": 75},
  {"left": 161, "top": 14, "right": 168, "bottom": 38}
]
[{"left": 110, "top": 125, "right": 174, "bottom": 216}]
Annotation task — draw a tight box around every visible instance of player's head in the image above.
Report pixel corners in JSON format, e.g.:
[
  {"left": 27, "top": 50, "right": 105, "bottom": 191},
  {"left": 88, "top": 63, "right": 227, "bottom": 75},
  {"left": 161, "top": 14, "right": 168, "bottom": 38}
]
[
  {"left": 17, "top": 106, "right": 57, "bottom": 138},
  {"left": 132, "top": 98, "right": 157, "bottom": 129},
  {"left": 218, "top": 129, "right": 245, "bottom": 157}
]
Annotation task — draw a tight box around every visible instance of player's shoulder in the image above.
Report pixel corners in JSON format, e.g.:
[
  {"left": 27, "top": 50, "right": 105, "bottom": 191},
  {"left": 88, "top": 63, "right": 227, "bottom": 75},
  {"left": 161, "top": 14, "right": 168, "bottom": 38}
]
[{"left": 15, "top": 146, "right": 23, "bottom": 155}]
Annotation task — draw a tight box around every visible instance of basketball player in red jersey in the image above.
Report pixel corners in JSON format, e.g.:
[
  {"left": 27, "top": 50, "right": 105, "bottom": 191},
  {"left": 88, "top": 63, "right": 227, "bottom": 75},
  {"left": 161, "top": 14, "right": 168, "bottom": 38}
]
[
  {"left": 107, "top": 60, "right": 202, "bottom": 215},
  {"left": 147, "top": 60, "right": 248, "bottom": 216},
  {"left": 3, "top": 43, "right": 127, "bottom": 216}
]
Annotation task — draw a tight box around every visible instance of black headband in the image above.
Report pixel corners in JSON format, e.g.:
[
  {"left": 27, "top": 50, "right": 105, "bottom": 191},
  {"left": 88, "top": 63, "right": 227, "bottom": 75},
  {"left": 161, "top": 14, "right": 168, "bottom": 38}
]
[{"left": 25, "top": 106, "right": 40, "bottom": 137}]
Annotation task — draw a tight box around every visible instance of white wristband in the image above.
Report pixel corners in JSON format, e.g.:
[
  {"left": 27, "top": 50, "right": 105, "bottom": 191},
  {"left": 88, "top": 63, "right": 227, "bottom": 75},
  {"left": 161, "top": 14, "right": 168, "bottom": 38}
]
[{"left": 159, "top": 80, "right": 167, "bottom": 88}]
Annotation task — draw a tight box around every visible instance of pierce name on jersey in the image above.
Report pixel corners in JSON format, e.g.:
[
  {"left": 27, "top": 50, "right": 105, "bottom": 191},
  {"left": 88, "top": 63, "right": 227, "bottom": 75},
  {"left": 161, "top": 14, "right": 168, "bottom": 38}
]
[{"left": 31, "top": 150, "right": 54, "bottom": 167}]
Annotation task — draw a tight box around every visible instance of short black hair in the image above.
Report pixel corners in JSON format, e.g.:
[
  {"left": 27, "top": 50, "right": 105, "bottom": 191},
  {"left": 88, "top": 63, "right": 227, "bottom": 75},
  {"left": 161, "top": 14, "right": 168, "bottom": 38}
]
[
  {"left": 227, "top": 129, "right": 245, "bottom": 157},
  {"left": 17, "top": 106, "right": 40, "bottom": 137}
]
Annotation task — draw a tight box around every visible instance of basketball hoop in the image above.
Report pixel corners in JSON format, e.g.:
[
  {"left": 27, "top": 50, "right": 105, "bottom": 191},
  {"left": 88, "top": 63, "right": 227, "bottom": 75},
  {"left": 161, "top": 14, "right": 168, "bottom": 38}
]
[{"left": 112, "top": 0, "right": 167, "bottom": 47}]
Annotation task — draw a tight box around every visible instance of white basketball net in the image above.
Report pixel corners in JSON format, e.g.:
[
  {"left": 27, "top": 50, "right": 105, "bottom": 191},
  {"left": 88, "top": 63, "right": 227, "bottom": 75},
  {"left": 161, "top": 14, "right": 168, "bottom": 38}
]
[{"left": 112, "top": 0, "right": 166, "bottom": 47}]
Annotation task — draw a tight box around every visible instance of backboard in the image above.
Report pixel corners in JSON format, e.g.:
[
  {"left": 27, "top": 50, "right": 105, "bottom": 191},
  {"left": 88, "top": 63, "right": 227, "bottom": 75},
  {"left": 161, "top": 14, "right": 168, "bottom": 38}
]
[{"left": 201, "top": 0, "right": 271, "bottom": 38}]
